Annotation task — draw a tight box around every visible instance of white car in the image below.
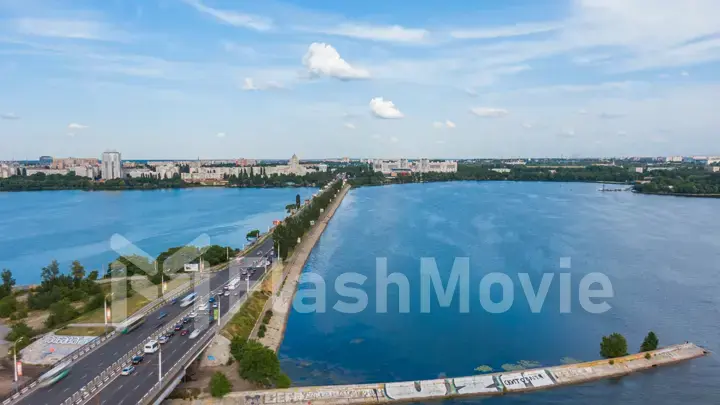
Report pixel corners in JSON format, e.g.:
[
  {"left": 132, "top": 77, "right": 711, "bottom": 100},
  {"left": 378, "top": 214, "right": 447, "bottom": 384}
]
[
  {"left": 121, "top": 366, "right": 135, "bottom": 376},
  {"left": 188, "top": 311, "right": 197, "bottom": 318},
  {"left": 189, "top": 329, "right": 202, "bottom": 339},
  {"left": 224, "top": 291, "right": 230, "bottom": 296},
  {"left": 198, "top": 303, "right": 208, "bottom": 311}
]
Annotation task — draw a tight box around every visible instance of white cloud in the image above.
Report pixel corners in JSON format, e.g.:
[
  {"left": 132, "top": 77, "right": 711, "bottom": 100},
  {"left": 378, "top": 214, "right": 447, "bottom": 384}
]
[
  {"left": 369, "top": 97, "right": 404, "bottom": 119},
  {"left": 558, "top": 128, "right": 576, "bottom": 138},
  {"left": 390, "top": 136, "right": 399, "bottom": 143},
  {"left": 617, "top": 130, "right": 628, "bottom": 137},
  {"left": 182, "top": 0, "right": 272, "bottom": 31},
  {"left": 434, "top": 120, "right": 456, "bottom": 129},
  {"left": 450, "top": 22, "right": 561, "bottom": 40},
  {"left": 436, "top": 140, "right": 446, "bottom": 144},
  {"left": 68, "top": 123, "right": 88, "bottom": 130},
  {"left": 1, "top": 112, "right": 19, "bottom": 120},
  {"left": 216, "top": 132, "right": 226, "bottom": 138},
  {"left": 371, "top": 134, "right": 381, "bottom": 139},
  {"left": 310, "top": 23, "right": 429, "bottom": 43},
  {"left": 599, "top": 112, "right": 626, "bottom": 119},
  {"left": 303, "top": 43, "right": 369, "bottom": 80},
  {"left": 241, "top": 77, "right": 284, "bottom": 91},
  {"left": 681, "top": 71, "right": 690, "bottom": 76},
  {"left": 13, "top": 18, "right": 121, "bottom": 41},
  {"left": 344, "top": 122, "right": 356, "bottom": 130},
  {"left": 471, "top": 107, "right": 509, "bottom": 118},
  {"left": 464, "top": 88, "right": 478, "bottom": 97},
  {"left": 522, "top": 123, "right": 534, "bottom": 129},
  {"left": 578, "top": 109, "right": 589, "bottom": 115}
]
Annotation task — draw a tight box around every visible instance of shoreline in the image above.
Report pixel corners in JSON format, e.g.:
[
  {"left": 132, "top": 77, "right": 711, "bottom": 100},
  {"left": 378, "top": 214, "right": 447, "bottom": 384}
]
[
  {"left": 260, "top": 183, "right": 351, "bottom": 352},
  {"left": 185, "top": 343, "right": 708, "bottom": 405}
]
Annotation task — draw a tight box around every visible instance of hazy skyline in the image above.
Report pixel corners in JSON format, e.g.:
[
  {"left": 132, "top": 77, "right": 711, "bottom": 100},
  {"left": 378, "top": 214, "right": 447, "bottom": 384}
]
[{"left": 1, "top": 0, "right": 719, "bottom": 160}]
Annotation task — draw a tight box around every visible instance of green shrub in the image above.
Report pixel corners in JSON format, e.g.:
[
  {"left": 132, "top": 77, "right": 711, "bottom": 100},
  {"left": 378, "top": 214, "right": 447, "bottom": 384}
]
[
  {"left": 644, "top": 352, "right": 651, "bottom": 360},
  {"left": 276, "top": 372, "right": 291, "bottom": 388},
  {"left": 209, "top": 371, "right": 232, "bottom": 398}
]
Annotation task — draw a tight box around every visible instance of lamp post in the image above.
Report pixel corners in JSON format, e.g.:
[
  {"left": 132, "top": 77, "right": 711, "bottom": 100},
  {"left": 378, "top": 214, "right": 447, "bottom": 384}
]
[
  {"left": 14, "top": 337, "right": 24, "bottom": 390},
  {"left": 158, "top": 340, "right": 162, "bottom": 384},
  {"left": 103, "top": 293, "right": 114, "bottom": 333}
]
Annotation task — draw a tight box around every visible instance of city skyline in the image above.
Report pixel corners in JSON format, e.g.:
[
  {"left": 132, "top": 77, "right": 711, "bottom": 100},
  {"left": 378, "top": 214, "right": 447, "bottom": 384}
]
[{"left": 1, "top": 0, "right": 719, "bottom": 159}]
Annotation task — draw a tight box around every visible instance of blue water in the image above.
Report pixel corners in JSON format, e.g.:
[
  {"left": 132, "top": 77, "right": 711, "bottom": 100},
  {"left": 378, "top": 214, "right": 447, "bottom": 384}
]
[
  {"left": 0, "top": 188, "right": 315, "bottom": 285},
  {"left": 279, "top": 182, "right": 720, "bottom": 404}
]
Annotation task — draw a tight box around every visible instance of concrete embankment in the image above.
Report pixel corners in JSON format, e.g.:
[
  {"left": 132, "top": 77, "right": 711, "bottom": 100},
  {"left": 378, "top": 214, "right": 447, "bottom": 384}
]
[
  {"left": 259, "top": 183, "right": 351, "bottom": 352},
  {"left": 165, "top": 343, "right": 708, "bottom": 405}
]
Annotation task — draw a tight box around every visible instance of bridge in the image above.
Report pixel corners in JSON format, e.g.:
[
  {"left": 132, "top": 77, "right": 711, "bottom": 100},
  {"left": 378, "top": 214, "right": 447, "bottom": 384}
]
[{"left": 7, "top": 236, "right": 276, "bottom": 405}]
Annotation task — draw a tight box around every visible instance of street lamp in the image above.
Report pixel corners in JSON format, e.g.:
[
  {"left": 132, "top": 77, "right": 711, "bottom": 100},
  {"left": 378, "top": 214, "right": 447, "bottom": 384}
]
[
  {"left": 14, "top": 337, "right": 25, "bottom": 389},
  {"left": 104, "top": 292, "right": 114, "bottom": 333}
]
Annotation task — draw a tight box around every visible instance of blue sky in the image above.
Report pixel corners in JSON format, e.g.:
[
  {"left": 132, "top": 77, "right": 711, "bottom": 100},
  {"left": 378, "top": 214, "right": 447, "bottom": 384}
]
[{"left": 1, "top": 0, "right": 719, "bottom": 159}]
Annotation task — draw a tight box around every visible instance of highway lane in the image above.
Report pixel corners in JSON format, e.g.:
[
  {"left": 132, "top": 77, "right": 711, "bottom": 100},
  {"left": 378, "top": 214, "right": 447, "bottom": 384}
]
[
  {"left": 95, "top": 253, "right": 273, "bottom": 405},
  {"left": 20, "top": 236, "right": 275, "bottom": 405}
]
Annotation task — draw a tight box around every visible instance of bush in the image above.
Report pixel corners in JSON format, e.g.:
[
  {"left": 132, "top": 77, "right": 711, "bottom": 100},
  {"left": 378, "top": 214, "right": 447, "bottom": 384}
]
[
  {"left": 45, "top": 299, "right": 80, "bottom": 328},
  {"left": 6, "top": 322, "right": 35, "bottom": 350},
  {"left": 609, "top": 359, "right": 615, "bottom": 365},
  {"left": 276, "top": 372, "right": 291, "bottom": 389},
  {"left": 600, "top": 333, "right": 628, "bottom": 359},
  {"left": 0, "top": 295, "right": 18, "bottom": 318},
  {"left": 237, "top": 340, "right": 282, "bottom": 387},
  {"left": 640, "top": 331, "right": 659, "bottom": 352},
  {"left": 258, "top": 329, "right": 265, "bottom": 338},
  {"left": 209, "top": 371, "right": 232, "bottom": 398},
  {"left": 644, "top": 352, "right": 652, "bottom": 360}
]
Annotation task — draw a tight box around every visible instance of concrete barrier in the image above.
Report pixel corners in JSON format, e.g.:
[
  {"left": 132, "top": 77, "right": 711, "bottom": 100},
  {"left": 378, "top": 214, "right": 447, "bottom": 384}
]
[{"left": 169, "top": 343, "right": 708, "bottom": 405}]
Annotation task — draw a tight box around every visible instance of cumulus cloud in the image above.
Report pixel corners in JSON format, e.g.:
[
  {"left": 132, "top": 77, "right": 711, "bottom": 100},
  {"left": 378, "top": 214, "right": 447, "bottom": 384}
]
[
  {"left": 471, "top": 107, "right": 509, "bottom": 118},
  {"left": 1, "top": 112, "right": 19, "bottom": 120},
  {"left": 68, "top": 123, "right": 88, "bottom": 130},
  {"left": 216, "top": 132, "right": 226, "bottom": 138},
  {"left": 242, "top": 77, "right": 258, "bottom": 91},
  {"left": 369, "top": 97, "right": 404, "bottom": 119},
  {"left": 344, "top": 123, "right": 356, "bottom": 130},
  {"left": 433, "top": 120, "right": 456, "bottom": 129},
  {"left": 303, "top": 43, "right": 370, "bottom": 80}
]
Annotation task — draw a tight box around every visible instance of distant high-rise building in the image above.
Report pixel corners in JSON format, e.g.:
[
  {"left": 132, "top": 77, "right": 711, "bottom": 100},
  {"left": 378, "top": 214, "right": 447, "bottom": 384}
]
[
  {"left": 101, "top": 151, "right": 122, "bottom": 180},
  {"left": 39, "top": 156, "right": 53, "bottom": 166}
]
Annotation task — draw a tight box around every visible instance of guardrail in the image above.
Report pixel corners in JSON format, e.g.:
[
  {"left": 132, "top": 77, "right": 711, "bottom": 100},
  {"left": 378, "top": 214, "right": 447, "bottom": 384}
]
[{"left": 138, "top": 326, "right": 218, "bottom": 405}]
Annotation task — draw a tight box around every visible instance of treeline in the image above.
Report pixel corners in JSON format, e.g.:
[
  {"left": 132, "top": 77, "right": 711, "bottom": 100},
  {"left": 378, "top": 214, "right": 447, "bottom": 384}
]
[
  {"left": 105, "top": 244, "right": 240, "bottom": 284},
  {"left": 272, "top": 180, "right": 343, "bottom": 260},
  {"left": 0, "top": 172, "right": 187, "bottom": 191},
  {"left": 633, "top": 169, "right": 720, "bottom": 195},
  {"left": 226, "top": 170, "right": 335, "bottom": 188}
]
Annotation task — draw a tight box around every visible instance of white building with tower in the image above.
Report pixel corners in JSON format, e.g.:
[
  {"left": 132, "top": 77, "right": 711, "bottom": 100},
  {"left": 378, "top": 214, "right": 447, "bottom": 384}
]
[{"left": 101, "top": 151, "right": 122, "bottom": 180}]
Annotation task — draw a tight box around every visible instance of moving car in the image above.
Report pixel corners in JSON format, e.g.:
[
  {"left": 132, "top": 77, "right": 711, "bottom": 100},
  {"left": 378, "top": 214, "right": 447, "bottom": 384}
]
[
  {"left": 165, "top": 330, "right": 175, "bottom": 337},
  {"left": 131, "top": 355, "right": 144, "bottom": 364},
  {"left": 174, "top": 323, "right": 183, "bottom": 331},
  {"left": 144, "top": 340, "right": 159, "bottom": 354},
  {"left": 171, "top": 298, "right": 178, "bottom": 305},
  {"left": 198, "top": 303, "right": 208, "bottom": 311},
  {"left": 121, "top": 366, "right": 135, "bottom": 376},
  {"left": 159, "top": 336, "right": 169, "bottom": 344},
  {"left": 157, "top": 311, "right": 168, "bottom": 320},
  {"left": 212, "top": 302, "right": 218, "bottom": 308},
  {"left": 224, "top": 291, "right": 230, "bottom": 296},
  {"left": 189, "top": 329, "right": 202, "bottom": 339},
  {"left": 182, "top": 316, "right": 191, "bottom": 324},
  {"left": 180, "top": 329, "right": 189, "bottom": 336},
  {"left": 188, "top": 312, "right": 197, "bottom": 318}
]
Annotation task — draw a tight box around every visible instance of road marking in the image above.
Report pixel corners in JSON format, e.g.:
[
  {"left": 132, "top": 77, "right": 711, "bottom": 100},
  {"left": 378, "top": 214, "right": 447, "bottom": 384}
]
[
  {"left": 62, "top": 387, "right": 70, "bottom": 393},
  {"left": 81, "top": 373, "right": 87, "bottom": 379}
]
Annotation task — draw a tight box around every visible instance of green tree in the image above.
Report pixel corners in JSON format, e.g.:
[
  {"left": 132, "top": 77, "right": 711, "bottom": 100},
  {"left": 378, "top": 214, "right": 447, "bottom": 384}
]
[
  {"left": 600, "top": 333, "right": 628, "bottom": 359},
  {"left": 295, "top": 194, "right": 301, "bottom": 208},
  {"left": 246, "top": 230, "right": 260, "bottom": 240},
  {"left": 209, "top": 371, "right": 232, "bottom": 397},
  {"left": 237, "top": 340, "right": 282, "bottom": 387},
  {"left": 41, "top": 260, "right": 61, "bottom": 284},
  {"left": 285, "top": 204, "right": 296, "bottom": 214},
  {"left": 71, "top": 260, "right": 86, "bottom": 281},
  {"left": 0, "top": 295, "right": 18, "bottom": 318},
  {"left": 640, "top": 331, "right": 659, "bottom": 352},
  {"left": 0, "top": 268, "right": 15, "bottom": 297},
  {"left": 45, "top": 299, "right": 80, "bottom": 328},
  {"left": 6, "top": 321, "right": 35, "bottom": 350},
  {"left": 87, "top": 270, "right": 99, "bottom": 281}
]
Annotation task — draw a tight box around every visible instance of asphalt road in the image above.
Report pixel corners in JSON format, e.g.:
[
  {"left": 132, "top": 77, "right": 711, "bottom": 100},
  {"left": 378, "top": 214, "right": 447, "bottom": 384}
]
[{"left": 20, "top": 236, "right": 275, "bottom": 405}]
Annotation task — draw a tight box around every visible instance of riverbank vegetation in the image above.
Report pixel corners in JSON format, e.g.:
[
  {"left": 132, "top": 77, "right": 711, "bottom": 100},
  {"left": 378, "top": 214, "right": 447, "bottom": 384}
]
[
  {"left": 272, "top": 180, "right": 343, "bottom": 260},
  {"left": 633, "top": 168, "right": 720, "bottom": 196},
  {"left": 0, "top": 172, "right": 187, "bottom": 191}
]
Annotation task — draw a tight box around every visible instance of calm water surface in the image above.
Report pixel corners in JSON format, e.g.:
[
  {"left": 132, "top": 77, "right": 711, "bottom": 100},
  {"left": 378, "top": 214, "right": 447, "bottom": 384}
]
[
  {"left": 280, "top": 182, "right": 720, "bottom": 404},
  {"left": 0, "top": 187, "right": 315, "bottom": 285}
]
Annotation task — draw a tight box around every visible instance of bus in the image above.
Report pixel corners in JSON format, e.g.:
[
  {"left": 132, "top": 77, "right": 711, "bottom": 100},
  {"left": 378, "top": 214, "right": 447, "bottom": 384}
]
[
  {"left": 180, "top": 292, "right": 198, "bottom": 308},
  {"left": 227, "top": 278, "right": 240, "bottom": 290},
  {"left": 120, "top": 314, "right": 146, "bottom": 334},
  {"left": 38, "top": 360, "right": 72, "bottom": 387}
]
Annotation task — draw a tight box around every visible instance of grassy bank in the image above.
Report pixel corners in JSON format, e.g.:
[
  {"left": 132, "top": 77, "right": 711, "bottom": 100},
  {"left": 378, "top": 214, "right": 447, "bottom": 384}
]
[{"left": 55, "top": 326, "right": 107, "bottom": 336}]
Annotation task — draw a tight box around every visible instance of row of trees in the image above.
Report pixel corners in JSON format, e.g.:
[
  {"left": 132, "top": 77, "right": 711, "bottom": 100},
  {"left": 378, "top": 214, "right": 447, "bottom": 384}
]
[
  {"left": 633, "top": 169, "right": 720, "bottom": 195},
  {"left": 0, "top": 172, "right": 188, "bottom": 191},
  {"left": 272, "top": 180, "right": 343, "bottom": 260},
  {"left": 226, "top": 170, "right": 336, "bottom": 188},
  {"left": 230, "top": 337, "right": 291, "bottom": 388},
  {"left": 600, "top": 331, "right": 660, "bottom": 359}
]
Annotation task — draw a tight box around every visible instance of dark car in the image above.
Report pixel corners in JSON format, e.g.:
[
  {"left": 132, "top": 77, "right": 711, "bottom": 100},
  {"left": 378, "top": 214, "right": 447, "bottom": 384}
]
[
  {"left": 182, "top": 317, "right": 191, "bottom": 324},
  {"left": 170, "top": 298, "right": 178, "bottom": 305},
  {"left": 165, "top": 330, "right": 175, "bottom": 337},
  {"left": 131, "top": 355, "right": 144, "bottom": 364},
  {"left": 174, "top": 323, "right": 183, "bottom": 331}
]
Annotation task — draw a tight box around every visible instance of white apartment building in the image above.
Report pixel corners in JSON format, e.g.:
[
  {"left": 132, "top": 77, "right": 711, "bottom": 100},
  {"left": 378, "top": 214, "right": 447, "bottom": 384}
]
[
  {"left": 101, "top": 151, "right": 122, "bottom": 180},
  {"left": 372, "top": 158, "right": 458, "bottom": 175},
  {"left": 71, "top": 165, "right": 100, "bottom": 178},
  {"left": 0, "top": 164, "right": 14, "bottom": 178},
  {"left": 125, "top": 169, "right": 160, "bottom": 179},
  {"left": 317, "top": 164, "right": 328, "bottom": 172},
  {"left": 26, "top": 168, "right": 69, "bottom": 176}
]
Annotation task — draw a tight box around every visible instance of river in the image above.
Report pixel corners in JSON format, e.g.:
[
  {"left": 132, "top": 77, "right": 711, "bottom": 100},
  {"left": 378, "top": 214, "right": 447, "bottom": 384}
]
[
  {"left": 279, "top": 181, "right": 720, "bottom": 404},
  {"left": 0, "top": 187, "right": 315, "bottom": 285}
]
